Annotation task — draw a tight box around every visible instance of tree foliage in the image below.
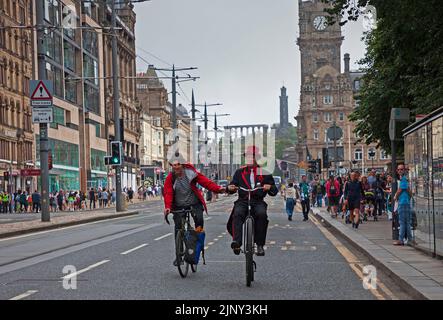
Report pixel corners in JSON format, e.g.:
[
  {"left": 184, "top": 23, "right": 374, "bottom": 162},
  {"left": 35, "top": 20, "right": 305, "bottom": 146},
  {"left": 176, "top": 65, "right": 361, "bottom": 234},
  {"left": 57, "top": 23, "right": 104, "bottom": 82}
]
[{"left": 322, "top": 0, "right": 443, "bottom": 154}]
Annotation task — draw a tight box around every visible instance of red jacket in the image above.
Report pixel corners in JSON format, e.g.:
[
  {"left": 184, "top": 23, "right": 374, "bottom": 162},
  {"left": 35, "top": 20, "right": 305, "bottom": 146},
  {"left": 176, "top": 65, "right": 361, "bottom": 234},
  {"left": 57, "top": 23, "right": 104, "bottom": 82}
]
[
  {"left": 163, "top": 163, "right": 223, "bottom": 212},
  {"left": 326, "top": 179, "right": 340, "bottom": 197}
]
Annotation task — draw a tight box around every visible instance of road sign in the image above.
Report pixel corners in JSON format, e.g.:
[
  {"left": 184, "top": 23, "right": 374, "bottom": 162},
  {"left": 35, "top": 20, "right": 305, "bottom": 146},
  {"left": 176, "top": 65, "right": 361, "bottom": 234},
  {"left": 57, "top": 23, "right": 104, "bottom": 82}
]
[
  {"left": 30, "top": 80, "right": 53, "bottom": 107},
  {"left": 20, "top": 169, "right": 41, "bottom": 176},
  {"left": 390, "top": 108, "right": 410, "bottom": 121},
  {"left": 327, "top": 125, "right": 343, "bottom": 141},
  {"left": 328, "top": 146, "right": 344, "bottom": 162},
  {"left": 32, "top": 107, "right": 53, "bottom": 123}
]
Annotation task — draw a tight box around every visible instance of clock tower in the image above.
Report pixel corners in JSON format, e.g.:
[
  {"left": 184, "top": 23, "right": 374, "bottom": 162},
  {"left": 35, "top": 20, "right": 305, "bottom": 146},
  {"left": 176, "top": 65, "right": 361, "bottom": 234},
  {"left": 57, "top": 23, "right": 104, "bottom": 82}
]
[{"left": 297, "top": 0, "right": 343, "bottom": 83}]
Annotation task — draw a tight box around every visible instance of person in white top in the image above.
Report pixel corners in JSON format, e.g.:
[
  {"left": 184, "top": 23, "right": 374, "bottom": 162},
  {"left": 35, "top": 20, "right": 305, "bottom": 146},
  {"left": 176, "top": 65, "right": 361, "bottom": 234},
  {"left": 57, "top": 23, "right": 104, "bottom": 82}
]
[{"left": 284, "top": 182, "right": 297, "bottom": 221}]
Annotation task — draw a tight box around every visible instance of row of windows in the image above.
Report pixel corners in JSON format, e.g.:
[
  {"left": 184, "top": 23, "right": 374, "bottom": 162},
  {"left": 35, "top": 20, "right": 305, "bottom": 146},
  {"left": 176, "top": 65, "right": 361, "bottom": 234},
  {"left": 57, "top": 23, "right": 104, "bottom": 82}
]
[
  {"left": 91, "top": 149, "right": 106, "bottom": 172},
  {"left": 0, "top": 97, "right": 32, "bottom": 132},
  {"left": 0, "top": 59, "right": 30, "bottom": 95},
  {"left": 353, "top": 148, "right": 390, "bottom": 161},
  {"left": 0, "top": 1, "right": 30, "bottom": 25},
  {"left": 309, "top": 95, "right": 360, "bottom": 108},
  {"left": 0, "top": 139, "right": 32, "bottom": 163},
  {"left": 303, "top": 79, "right": 361, "bottom": 92},
  {"left": 312, "top": 112, "right": 345, "bottom": 123}
]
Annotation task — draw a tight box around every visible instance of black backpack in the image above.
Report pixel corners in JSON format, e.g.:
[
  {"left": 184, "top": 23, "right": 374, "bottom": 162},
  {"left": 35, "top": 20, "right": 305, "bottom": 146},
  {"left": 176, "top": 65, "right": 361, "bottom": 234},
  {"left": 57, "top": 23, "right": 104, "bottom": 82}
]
[{"left": 184, "top": 229, "right": 199, "bottom": 264}]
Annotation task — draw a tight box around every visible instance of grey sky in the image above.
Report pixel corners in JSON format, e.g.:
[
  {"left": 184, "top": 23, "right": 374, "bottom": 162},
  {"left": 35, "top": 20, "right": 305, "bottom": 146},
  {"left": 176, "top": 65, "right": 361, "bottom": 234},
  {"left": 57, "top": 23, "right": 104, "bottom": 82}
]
[{"left": 134, "top": 0, "right": 366, "bottom": 129}]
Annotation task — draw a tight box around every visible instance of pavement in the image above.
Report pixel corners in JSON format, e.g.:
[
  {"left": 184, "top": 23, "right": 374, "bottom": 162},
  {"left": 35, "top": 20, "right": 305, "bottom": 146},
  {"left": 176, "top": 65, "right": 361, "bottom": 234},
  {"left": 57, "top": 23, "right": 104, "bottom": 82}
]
[{"left": 313, "top": 207, "right": 443, "bottom": 300}]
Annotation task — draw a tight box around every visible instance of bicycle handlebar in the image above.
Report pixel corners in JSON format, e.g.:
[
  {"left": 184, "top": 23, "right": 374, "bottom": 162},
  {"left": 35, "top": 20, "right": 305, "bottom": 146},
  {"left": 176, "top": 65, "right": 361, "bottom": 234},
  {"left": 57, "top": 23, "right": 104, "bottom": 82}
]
[
  {"left": 239, "top": 186, "right": 264, "bottom": 192},
  {"left": 164, "top": 208, "right": 193, "bottom": 225}
]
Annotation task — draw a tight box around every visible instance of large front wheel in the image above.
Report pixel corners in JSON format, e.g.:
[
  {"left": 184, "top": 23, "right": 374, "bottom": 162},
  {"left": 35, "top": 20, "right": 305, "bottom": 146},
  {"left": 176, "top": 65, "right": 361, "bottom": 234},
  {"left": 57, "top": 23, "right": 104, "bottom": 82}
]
[
  {"left": 244, "top": 217, "right": 254, "bottom": 287},
  {"left": 176, "top": 230, "right": 189, "bottom": 278}
]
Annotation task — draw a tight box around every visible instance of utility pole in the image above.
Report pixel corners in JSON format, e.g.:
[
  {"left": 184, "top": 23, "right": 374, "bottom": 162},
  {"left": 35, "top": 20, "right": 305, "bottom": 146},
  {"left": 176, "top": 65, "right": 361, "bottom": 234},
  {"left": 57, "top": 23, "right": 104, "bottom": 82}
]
[
  {"left": 111, "top": 0, "right": 124, "bottom": 212},
  {"left": 36, "top": 0, "right": 50, "bottom": 221},
  {"left": 152, "top": 66, "right": 198, "bottom": 131}
]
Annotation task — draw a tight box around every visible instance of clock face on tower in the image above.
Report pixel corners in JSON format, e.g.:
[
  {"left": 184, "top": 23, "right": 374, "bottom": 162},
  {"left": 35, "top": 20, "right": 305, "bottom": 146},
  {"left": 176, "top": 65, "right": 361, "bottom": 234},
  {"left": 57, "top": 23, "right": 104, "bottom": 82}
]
[{"left": 313, "top": 15, "right": 327, "bottom": 31}]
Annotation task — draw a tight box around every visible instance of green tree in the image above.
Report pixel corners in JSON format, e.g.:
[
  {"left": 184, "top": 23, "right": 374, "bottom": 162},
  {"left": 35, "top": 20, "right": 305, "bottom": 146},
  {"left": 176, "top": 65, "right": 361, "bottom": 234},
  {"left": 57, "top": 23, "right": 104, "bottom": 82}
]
[{"left": 322, "top": 0, "right": 443, "bottom": 154}]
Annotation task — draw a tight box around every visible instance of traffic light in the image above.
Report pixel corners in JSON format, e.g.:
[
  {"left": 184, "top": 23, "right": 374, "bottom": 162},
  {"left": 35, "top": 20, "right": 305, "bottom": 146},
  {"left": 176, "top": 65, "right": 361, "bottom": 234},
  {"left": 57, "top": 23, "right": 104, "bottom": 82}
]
[
  {"left": 3, "top": 171, "right": 9, "bottom": 179},
  {"left": 316, "top": 159, "right": 322, "bottom": 174},
  {"left": 110, "top": 141, "right": 122, "bottom": 165},
  {"left": 308, "top": 160, "right": 317, "bottom": 173},
  {"left": 322, "top": 148, "right": 330, "bottom": 168}
]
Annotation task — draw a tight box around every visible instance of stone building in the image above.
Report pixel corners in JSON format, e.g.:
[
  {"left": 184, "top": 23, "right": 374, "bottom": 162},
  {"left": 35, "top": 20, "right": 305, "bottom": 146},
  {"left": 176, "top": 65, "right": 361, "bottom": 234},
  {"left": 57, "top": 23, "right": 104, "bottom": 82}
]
[
  {"left": 0, "top": 0, "right": 34, "bottom": 192},
  {"left": 295, "top": 0, "right": 389, "bottom": 176}
]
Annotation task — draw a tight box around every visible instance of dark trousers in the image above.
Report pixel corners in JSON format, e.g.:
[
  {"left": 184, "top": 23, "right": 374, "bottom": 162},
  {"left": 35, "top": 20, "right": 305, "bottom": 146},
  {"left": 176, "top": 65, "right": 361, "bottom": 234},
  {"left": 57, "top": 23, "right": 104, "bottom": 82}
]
[
  {"left": 374, "top": 199, "right": 384, "bottom": 216},
  {"left": 231, "top": 200, "right": 268, "bottom": 246},
  {"left": 89, "top": 200, "right": 96, "bottom": 209},
  {"left": 173, "top": 203, "right": 204, "bottom": 239},
  {"left": 301, "top": 199, "right": 310, "bottom": 219},
  {"left": 33, "top": 202, "right": 40, "bottom": 213},
  {"left": 1, "top": 202, "right": 9, "bottom": 213}
]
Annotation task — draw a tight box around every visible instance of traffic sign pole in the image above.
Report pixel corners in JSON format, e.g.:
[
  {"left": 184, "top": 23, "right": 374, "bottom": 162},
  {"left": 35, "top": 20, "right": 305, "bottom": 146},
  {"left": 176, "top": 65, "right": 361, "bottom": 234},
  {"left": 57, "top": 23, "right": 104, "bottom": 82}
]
[{"left": 36, "top": 1, "right": 50, "bottom": 222}]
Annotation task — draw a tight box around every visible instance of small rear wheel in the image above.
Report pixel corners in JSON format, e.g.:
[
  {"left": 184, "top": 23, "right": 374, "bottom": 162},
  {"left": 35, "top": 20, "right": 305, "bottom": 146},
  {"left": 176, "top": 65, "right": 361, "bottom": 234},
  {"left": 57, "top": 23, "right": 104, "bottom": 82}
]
[{"left": 176, "top": 230, "right": 189, "bottom": 278}]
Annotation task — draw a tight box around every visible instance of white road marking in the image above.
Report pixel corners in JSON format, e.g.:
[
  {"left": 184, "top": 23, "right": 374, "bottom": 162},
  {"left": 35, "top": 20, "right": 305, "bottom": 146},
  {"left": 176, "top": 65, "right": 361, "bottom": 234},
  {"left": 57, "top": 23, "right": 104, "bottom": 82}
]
[
  {"left": 218, "top": 235, "right": 223, "bottom": 238},
  {"left": 222, "top": 232, "right": 226, "bottom": 235},
  {"left": 121, "top": 243, "right": 148, "bottom": 255},
  {"left": 204, "top": 246, "right": 209, "bottom": 250},
  {"left": 154, "top": 233, "right": 172, "bottom": 241},
  {"left": 208, "top": 242, "right": 214, "bottom": 245},
  {"left": 62, "top": 260, "right": 110, "bottom": 280},
  {"left": 281, "top": 246, "right": 288, "bottom": 251},
  {"left": 9, "top": 290, "right": 38, "bottom": 300},
  {"left": 204, "top": 217, "right": 212, "bottom": 221},
  {"left": 214, "top": 238, "right": 219, "bottom": 241},
  {"left": 285, "top": 241, "right": 292, "bottom": 245}
]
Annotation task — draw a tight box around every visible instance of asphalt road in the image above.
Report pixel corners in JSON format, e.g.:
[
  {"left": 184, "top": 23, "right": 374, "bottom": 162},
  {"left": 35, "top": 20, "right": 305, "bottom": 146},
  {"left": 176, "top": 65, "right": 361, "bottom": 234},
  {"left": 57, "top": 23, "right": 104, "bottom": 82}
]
[{"left": 0, "top": 195, "right": 411, "bottom": 300}]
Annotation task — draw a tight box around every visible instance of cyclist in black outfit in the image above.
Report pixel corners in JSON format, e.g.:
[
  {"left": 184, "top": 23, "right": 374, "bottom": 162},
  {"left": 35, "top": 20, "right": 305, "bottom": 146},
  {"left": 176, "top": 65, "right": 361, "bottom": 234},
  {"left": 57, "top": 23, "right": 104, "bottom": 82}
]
[{"left": 227, "top": 146, "right": 278, "bottom": 256}]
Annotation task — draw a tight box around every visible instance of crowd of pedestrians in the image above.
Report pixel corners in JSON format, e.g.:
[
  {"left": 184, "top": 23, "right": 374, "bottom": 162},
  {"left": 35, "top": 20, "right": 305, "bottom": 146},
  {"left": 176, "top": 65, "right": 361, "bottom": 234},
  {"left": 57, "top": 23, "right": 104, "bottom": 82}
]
[
  {"left": 281, "top": 163, "right": 415, "bottom": 245},
  {"left": 0, "top": 184, "right": 163, "bottom": 214}
]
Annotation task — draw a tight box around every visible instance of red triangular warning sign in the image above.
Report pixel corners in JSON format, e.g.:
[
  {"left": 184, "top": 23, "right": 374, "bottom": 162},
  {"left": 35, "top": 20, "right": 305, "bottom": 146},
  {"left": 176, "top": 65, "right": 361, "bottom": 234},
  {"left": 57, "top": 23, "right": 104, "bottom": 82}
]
[{"left": 31, "top": 81, "right": 52, "bottom": 100}]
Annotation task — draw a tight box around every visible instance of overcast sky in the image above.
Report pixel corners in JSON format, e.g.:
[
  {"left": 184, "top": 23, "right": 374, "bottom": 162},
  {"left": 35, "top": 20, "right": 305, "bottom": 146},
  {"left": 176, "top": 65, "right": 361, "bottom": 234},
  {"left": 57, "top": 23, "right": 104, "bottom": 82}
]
[{"left": 134, "top": 0, "right": 367, "bottom": 129}]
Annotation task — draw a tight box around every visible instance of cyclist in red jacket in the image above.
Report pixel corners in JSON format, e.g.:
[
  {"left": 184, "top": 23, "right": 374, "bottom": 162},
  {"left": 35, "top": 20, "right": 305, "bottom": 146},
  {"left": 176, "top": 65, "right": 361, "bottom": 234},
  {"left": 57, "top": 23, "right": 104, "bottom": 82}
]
[{"left": 163, "top": 153, "right": 225, "bottom": 265}]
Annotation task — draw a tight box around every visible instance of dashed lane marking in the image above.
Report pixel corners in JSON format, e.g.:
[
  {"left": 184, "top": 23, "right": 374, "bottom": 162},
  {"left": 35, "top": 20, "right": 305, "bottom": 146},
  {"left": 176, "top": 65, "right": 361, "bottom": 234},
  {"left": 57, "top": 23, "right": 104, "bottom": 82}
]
[
  {"left": 9, "top": 290, "right": 38, "bottom": 300},
  {"left": 121, "top": 244, "right": 148, "bottom": 255},
  {"left": 154, "top": 233, "right": 172, "bottom": 241},
  {"left": 61, "top": 260, "right": 110, "bottom": 280}
]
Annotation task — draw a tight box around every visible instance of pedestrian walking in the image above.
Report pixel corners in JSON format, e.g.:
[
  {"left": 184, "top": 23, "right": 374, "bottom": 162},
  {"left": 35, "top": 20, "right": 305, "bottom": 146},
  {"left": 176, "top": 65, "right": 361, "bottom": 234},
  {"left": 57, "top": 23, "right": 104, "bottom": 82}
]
[
  {"left": 299, "top": 175, "right": 311, "bottom": 221},
  {"left": 32, "top": 190, "right": 41, "bottom": 213},
  {"left": 284, "top": 182, "right": 296, "bottom": 221},
  {"left": 89, "top": 188, "right": 96, "bottom": 209},
  {"left": 343, "top": 171, "right": 365, "bottom": 229}
]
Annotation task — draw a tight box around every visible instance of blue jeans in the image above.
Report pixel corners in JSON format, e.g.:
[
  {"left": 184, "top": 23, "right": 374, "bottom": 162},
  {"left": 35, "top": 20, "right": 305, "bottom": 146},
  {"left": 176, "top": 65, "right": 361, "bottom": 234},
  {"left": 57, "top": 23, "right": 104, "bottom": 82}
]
[
  {"left": 398, "top": 204, "right": 413, "bottom": 243},
  {"left": 316, "top": 195, "right": 323, "bottom": 207},
  {"left": 286, "top": 198, "right": 295, "bottom": 217}
]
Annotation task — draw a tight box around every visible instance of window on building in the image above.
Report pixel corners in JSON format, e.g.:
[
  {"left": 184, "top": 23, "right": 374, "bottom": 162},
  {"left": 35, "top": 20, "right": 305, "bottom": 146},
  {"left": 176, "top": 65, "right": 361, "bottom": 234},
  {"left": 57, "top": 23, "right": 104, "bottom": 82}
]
[
  {"left": 83, "top": 29, "right": 98, "bottom": 57},
  {"left": 354, "top": 99, "right": 360, "bottom": 108},
  {"left": 380, "top": 150, "right": 389, "bottom": 160},
  {"left": 83, "top": 54, "right": 99, "bottom": 86},
  {"left": 354, "top": 79, "right": 361, "bottom": 90},
  {"left": 64, "top": 76, "right": 77, "bottom": 103},
  {"left": 324, "top": 112, "right": 332, "bottom": 122},
  {"left": 46, "top": 62, "right": 63, "bottom": 98},
  {"left": 323, "top": 95, "right": 333, "bottom": 105},
  {"left": 50, "top": 106, "right": 65, "bottom": 129},
  {"left": 354, "top": 149, "right": 363, "bottom": 161},
  {"left": 63, "top": 41, "right": 76, "bottom": 71},
  {"left": 313, "top": 129, "right": 319, "bottom": 141},
  {"left": 44, "top": 31, "right": 62, "bottom": 64},
  {"left": 90, "top": 149, "right": 106, "bottom": 172},
  {"left": 339, "top": 112, "right": 345, "bottom": 121},
  {"left": 312, "top": 112, "right": 318, "bottom": 123},
  {"left": 84, "top": 83, "right": 99, "bottom": 114}
]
